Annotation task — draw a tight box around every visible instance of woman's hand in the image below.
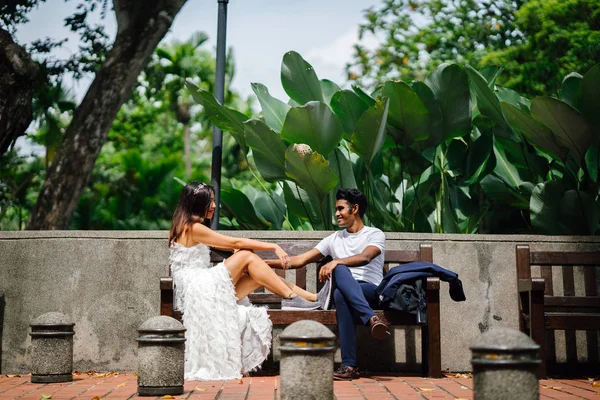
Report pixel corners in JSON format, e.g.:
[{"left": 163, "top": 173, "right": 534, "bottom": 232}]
[{"left": 274, "top": 245, "right": 290, "bottom": 270}]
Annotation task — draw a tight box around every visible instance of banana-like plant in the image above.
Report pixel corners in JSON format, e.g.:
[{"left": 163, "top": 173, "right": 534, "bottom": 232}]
[{"left": 187, "top": 51, "right": 600, "bottom": 235}]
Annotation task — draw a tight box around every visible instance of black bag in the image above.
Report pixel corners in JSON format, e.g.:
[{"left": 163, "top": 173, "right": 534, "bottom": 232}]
[{"left": 386, "top": 279, "right": 427, "bottom": 325}]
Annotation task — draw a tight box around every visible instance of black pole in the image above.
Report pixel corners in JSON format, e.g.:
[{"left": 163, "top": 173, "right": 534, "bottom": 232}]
[{"left": 211, "top": 0, "right": 229, "bottom": 229}]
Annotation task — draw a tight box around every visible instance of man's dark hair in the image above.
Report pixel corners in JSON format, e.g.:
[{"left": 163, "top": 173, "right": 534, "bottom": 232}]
[{"left": 336, "top": 188, "right": 368, "bottom": 218}]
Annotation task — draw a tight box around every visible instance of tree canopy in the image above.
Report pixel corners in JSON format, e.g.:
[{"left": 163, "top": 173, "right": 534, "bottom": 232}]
[{"left": 346, "top": 0, "right": 524, "bottom": 89}]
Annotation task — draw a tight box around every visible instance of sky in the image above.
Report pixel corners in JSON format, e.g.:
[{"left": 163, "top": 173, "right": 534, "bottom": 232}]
[{"left": 16, "top": 0, "right": 381, "bottom": 103}]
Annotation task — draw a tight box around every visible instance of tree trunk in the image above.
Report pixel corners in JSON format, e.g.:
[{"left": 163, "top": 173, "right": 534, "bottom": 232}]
[
  {"left": 0, "top": 27, "right": 38, "bottom": 156},
  {"left": 26, "top": 0, "right": 187, "bottom": 229}
]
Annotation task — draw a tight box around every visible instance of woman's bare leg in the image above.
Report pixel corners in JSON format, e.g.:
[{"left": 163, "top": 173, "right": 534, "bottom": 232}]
[
  {"left": 235, "top": 275, "right": 317, "bottom": 301},
  {"left": 225, "top": 250, "right": 296, "bottom": 298},
  {"left": 278, "top": 277, "right": 317, "bottom": 301},
  {"left": 234, "top": 275, "right": 261, "bottom": 300}
]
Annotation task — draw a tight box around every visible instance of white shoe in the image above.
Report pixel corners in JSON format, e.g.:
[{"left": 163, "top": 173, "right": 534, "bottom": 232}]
[{"left": 317, "top": 279, "right": 332, "bottom": 310}]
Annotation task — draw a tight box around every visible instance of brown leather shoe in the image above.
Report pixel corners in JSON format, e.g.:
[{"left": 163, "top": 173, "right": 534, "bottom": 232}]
[
  {"left": 333, "top": 365, "right": 360, "bottom": 380},
  {"left": 369, "top": 315, "right": 391, "bottom": 340}
]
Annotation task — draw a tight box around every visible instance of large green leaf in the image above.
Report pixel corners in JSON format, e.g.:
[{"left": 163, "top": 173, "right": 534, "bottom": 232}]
[
  {"left": 352, "top": 85, "right": 376, "bottom": 107},
  {"left": 496, "top": 87, "right": 530, "bottom": 113},
  {"left": 579, "top": 63, "right": 600, "bottom": 137},
  {"left": 320, "top": 79, "right": 341, "bottom": 105},
  {"left": 328, "top": 148, "right": 357, "bottom": 189},
  {"left": 425, "top": 63, "right": 471, "bottom": 140},
  {"left": 561, "top": 189, "right": 599, "bottom": 235},
  {"left": 481, "top": 175, "right": 529, "bottom": 209},
  {"left": 559, "top": 72, "right": 583, "bottom": 109},
  {"left": 403, "top": 165, "right": 439, "bottom": 218},
  {"left": 251, "top": 82, "right": 290, "bottom": 133},
  {"left": 284, "top": 145, "right": 339, "bottom": 202},
  {"left": 479, "top": 66, "right": 503, "bottom": 88},
  {"left": 531, "top": 97, "right": 593, "bottom": 162},
  {"left": 186, "top": 81, "right": 248, "bottom": 152},
  {"left": 221, "top": 188, "right": 271, "bottom": 229},
  {"left": 281, "top": 51, "right": 324, "bottom": 104},
  {"left": 281, "top": 101, "right": 344, "bottom": 156},
  {"left": 253, "top": 190, "right": 285, "bottom": 230},
  {"left": 244, "top": 119, "right": 287, "bottom": 181},
  {"left": 501, "top": 101, "right": 568, "bottom": 161},
  {"left": 330, "top": 90, "right": 370, "bottom": 135},
  {"left": 409, "top": 81, "right": 443, "bottom": 147},
  {"left": 585, "top": 144, "right": 600, "bottom": 183},
  {"left": 282, "top": 181, "right": 323, "bottom": 229},
  {"left": 464, "top": 128, "right": 496, "bottom": 184},
  {"left": 382, "top": 81, "right": 430, "bottom": 144},
  {"left": 350, "top": 98, "right": 390, "bottom": 165},
  {"left": 530, "top": 181, "right": 570, "bottom": 234},
  {"left": 493, "top": 138, "right": 528, "bottom": 188},
  {"left": 465, "top": 65, "right": 507, "bottom": 129}
]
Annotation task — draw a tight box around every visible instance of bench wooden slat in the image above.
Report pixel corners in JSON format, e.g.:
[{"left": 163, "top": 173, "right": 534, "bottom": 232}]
[
  {"left": 544, "top": 296, "right": 600, "bottom": 308},
  {"left": 531, "top": 251, "right": 600, "bottom": 265},
  {"left": 545, "top": 313, "right": 600, "bottom": 330}
]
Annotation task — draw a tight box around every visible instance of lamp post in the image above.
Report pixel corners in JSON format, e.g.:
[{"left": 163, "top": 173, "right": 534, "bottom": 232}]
[{"left": 210, "top": 0, "right": 229, "bottom": 229}]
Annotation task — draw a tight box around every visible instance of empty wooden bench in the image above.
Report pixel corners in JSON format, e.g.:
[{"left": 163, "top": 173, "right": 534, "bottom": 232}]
[
  {"left": 160, "top": 243, "right": 441, "bottom": 378},
  {"left": 516, "top": 245, "right": 600, "bottom": 377}
]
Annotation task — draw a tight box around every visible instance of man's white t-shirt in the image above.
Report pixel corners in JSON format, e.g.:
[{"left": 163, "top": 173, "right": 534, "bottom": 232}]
[{"left": 314, "top": 226, "right": 386, "bottom": 286}]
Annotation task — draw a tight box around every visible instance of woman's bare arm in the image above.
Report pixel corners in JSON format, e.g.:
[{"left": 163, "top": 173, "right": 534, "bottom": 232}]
[
  {"left": 265, "top": 248, "right": 324, "bottom": 269},
  {"left": 190, "top": 223, "right": 289, "bottom": 267}
]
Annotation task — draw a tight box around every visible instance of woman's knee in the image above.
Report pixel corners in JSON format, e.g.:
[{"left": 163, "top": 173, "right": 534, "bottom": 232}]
[{"left": 232, "top": 249, "right": 256, "bottom": 259}]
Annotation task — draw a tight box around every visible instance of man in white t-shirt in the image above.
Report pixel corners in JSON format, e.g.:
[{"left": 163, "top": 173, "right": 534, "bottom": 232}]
[{"left": 278, "top": 188, "right": 389, "bottom": 381}]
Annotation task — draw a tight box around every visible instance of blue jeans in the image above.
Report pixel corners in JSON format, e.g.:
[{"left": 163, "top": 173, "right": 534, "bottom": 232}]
[{"left": 332, "top": 264, "right": 381, "bottom": 367}]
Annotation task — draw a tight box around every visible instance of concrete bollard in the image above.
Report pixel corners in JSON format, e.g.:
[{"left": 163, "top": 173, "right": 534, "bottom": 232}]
[
  {"left": 29, "top": 312, "right": 75, "bottom": 383},
  {"left": 137, "top": 316, "right": 186, "bottom": 396},
  {"left": 471, "top": 327, "right": 540, "bottom": 400},
  {"left": 279, "top": 320, "right": 336, "bottom": 400}
]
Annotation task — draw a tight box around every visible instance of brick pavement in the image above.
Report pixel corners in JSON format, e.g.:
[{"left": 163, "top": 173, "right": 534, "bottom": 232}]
[{"left": 0, "top": 372, "right": 599, "bottom": 399}]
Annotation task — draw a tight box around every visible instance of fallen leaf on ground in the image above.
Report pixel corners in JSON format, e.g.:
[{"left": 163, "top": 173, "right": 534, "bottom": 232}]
[
  {"left": 117, "top": 383, "right": 126, "bottom": 387},
  {"left": 418, "top": 388, "right": 435, "bottom": 392},
  {"left": 160, "top": 396, "right": 176, "bottom": 399},
  {"left": 40, "top": 395, "right": 52, "bottom": 399},
  {"left": 461, "top": 386, "right": 469, "bottom": 389},
  {"left": 455, "top": 373, "right": 472, "bottom": 379},
  {"left": 239, "top": 379, "right": 243, "bottom": 384},
  {"left": 195, "top": 387, "right": 207, "bottom": 392},
  {"left": 455, "top": 398, "right": 469, "bottom": 400},
  {"left": 91, "top": 397, "right": 102, "bottom": 400},
  {"left": 542, "top": 385, "right": 562, "bottom": 390},
  {"left": 5, "top": 374, "right": 21, "bottom": 378},
  {"left": 593, "top": 381, "right": 600, "bottom": 387}
]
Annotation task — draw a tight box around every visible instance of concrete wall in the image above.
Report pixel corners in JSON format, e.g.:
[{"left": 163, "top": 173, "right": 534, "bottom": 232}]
[{"left": 1, "top": 231, "right": 599, "bottom": 374}]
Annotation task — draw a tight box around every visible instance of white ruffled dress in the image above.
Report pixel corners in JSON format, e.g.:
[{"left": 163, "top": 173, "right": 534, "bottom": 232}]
[{"left": 169, "top": 243, "right": 272, "bottom": 380}]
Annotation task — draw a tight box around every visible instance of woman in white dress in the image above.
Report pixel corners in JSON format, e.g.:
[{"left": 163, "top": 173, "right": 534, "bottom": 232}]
[{"left": 169, "top": 181, "right": 318, "bottom": 380}]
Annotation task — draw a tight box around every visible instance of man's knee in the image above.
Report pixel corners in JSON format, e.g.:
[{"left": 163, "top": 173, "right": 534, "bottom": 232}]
[{"left": 333, "top": 264, "right": 351, "bottom": 278}]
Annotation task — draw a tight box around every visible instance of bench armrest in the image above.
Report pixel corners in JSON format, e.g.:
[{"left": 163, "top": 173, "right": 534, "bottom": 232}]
[
  {"left": 160, "top": 277, "right": 174, "bottom": 317},
  {"left": 518, "top": 277, "right": 545, "bottom": 293}
]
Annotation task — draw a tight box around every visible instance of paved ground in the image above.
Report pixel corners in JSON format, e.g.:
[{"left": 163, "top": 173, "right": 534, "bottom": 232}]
[{"left": 0, "top": 372, "right": 599, "bottom": 399}]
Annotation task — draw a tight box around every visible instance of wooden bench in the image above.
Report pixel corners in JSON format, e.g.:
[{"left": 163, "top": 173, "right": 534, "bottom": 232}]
[
  {"left": 516, "top": 245, "right": 600, "bottom": 377},
  {"left": 160, "top": 243, "right": 441, "bottom": 378}
]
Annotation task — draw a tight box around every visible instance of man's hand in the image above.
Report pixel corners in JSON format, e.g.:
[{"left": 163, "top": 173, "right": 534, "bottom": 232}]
[
  {"left": 274, "top": 245, "right": 290, "bottom": 270},
  {"left": 319, "top": 260, "right": 338, "bottom": 282}
]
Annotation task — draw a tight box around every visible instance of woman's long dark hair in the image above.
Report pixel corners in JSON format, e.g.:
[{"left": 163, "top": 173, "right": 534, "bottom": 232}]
[{"left": 168, "top": 181, "right": 214, "bottom": 246}]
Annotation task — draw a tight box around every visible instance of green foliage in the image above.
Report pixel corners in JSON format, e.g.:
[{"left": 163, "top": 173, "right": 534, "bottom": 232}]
[
  {"left": 189, "top": 49, "right": 600, "bottom": 235},
  {"left": 482, "top": 0, "right": 600, "bottom": 97},
  {"left": 346, "top": 0, "right": 522, "bottom": 88}
]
